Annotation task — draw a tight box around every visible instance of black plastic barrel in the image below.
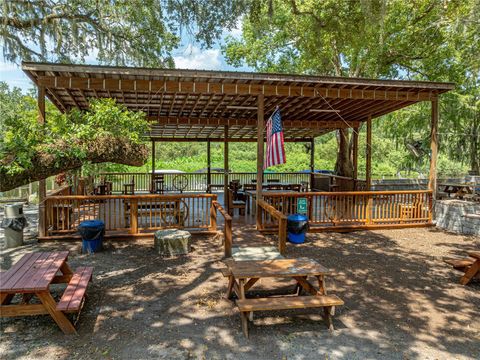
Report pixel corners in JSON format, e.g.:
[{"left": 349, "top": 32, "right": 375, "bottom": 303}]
[
  {"left": 78, "top": 220, "right": 105, "bottom": 253},
  {"left": 287, "top": 214, "right": 309, "bottom": 244}
]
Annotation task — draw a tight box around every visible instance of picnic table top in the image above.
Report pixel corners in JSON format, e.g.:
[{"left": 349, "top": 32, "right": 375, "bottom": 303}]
[
  {"left": 0, "top": 251, "right": 69, "bottom": 292},
  {"left": 468, "top": 251, "right": 480, "bottom": 260},
  {"left": 226, "top": 258, "right": 331, "bottom": 279}
]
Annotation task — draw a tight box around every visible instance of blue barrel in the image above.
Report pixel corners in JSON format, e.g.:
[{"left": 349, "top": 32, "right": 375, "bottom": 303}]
[
  {"left": 78, "top": 220, "right": 105, "bottom": 253},
  {"left": 287, "top": 214, "right": 309, "bottom": 244}
]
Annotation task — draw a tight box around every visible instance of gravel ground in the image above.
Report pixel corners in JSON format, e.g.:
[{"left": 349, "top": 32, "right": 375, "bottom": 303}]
[{"left": 0, "top": 224, "right": 479, "bottom": 359}]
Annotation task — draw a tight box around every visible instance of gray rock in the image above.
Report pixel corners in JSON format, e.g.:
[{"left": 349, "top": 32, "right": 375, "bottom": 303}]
[{"left": 154, "top": 229, "right": 191, "bottom": 256}]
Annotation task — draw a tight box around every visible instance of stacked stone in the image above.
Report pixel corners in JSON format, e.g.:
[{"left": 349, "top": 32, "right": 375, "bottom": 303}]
[
  {"left": 435, "top": 200, "right": 480, "bottom": 235},
  {"left": 462, "top": 214, "right": 480, "bottom": 236}
]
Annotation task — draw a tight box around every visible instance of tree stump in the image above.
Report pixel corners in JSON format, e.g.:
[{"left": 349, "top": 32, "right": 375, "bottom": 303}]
[{"left": 154, "top": 229, "right": 191, "bottom": 256}]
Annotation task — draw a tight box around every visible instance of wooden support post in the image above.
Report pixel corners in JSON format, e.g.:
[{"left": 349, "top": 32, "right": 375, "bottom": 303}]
[
  {"left": 151, "top": 139, "right": 156, "bottom": 192},
  {"left": 224, "top": 126, "right": 229, "bottom": 208},
  {"left": 366, "top": 115, "right": 372, "bottom": 191},
  {"left": 207, "top": 140, "right": 212, "bottom": 193},
  {"left": 352, "top": 126, "right": 359, "bottom": 181},
  {"left": 428, "top": 98, "right": 439, "bottom": 200},
  {"left": 256, "top": 94, "right": 265, "bottom": 229},
  {"left": 209, "top": 200, "right": 217, "bottom": 231},
  {"left": 310, "top": 139, "right": 315, "bottom": 191},
  {"left": 224, "top": 216, "right": 233, "bottom": 258},
  {"left": 130, "top": 199, "right": 138, "bottom": 234},
  {"left": 38, "top": 86, "right": 47, "bottom": 238},
  {"left": 278, "top": 216, "right": 287, "bottom": 255}
]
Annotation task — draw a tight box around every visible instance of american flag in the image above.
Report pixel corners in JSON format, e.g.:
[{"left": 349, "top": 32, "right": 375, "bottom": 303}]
[{"left": 264, "top": 108, "right": 286, "bottom": 169}]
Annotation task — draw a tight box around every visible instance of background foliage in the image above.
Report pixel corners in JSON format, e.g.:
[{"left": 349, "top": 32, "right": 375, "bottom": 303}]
[{"left": 0, "top": 82, "right": 148, "bottom": 176}]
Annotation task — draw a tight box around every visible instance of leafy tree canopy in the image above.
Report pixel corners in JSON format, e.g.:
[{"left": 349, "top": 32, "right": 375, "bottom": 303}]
[
  {"left": 0, "top": 82, "right": 149, "bottom": 191},
  {"left": 1, "top": 0, "right": 249, "bottom": 66},
  {"left": 223, "top": 0, "right": 480, "bottom": 174}
]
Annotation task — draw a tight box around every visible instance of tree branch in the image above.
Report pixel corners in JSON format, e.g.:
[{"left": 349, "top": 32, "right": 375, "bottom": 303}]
[{"left": 0, "top": 137, "right": 148, "bottom": 192}]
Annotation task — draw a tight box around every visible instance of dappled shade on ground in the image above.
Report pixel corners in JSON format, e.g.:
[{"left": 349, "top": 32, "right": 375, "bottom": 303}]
[{"left": 0, "top": 228, "right": 479, "bottom": 359}]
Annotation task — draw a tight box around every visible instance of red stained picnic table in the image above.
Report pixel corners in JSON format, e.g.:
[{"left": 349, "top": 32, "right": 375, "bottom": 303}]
[{"left": 0, "top": 251, "right": 93, "bottom": 334}]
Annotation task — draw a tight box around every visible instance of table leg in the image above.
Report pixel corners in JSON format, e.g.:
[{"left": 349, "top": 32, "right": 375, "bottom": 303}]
[
  {"left": 226, "top": 275, "right": 234, "bottom": 299},
  {"left": 316, "top": 275, "right": 327, "bottom": 295},
  {"left": 1, "top": 293, "right": 14, "bottom": 305},
  {"left": 238, "top": 279, "right": 249, "bottom": 337},
  {"left": 323, "top": 306, "right": 334, "bottom": 331},
  {"left": 36, "top": 291, "right": 76, "bottom": 335},
  {"left": 460, "top": 260, "right": 480, "bottom": 285},
  {"left": 293, "top": 276, "right": 318, "bottom": 296}
]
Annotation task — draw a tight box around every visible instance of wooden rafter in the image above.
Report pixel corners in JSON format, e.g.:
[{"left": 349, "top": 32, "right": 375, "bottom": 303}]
[{"left": 37, "top": 75, "right": 441, "bottom": 102}]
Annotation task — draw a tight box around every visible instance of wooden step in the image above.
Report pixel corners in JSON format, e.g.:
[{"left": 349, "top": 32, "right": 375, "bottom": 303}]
[
  {"left": 57, "top": 267, "right": 93, "bottom": 312},
  {"left": 444, "top": 258, "right": 475, "bottom": 269},
  {"left": 236, "top": 295, "right": 344, "bottom": 312}
]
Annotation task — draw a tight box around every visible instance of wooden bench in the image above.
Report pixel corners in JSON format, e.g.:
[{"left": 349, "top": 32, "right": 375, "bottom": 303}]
[
  {"left": 236, "top": 295, "right": 344, "bottom": 337},
  {"left": 57, "top": 267, "right": 93, "bottom": 313}
]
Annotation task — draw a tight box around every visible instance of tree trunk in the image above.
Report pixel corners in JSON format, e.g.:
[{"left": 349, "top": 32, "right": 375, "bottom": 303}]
[
  {"left": 335, "top": 128, "right": 354, "bottom": 177},
  {"left": 0, "top": 137, "right": 148, "bottom": 191}
]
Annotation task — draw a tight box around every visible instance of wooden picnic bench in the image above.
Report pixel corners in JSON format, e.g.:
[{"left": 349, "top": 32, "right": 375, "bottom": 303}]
[
  {"left": 0, "top": 251, "right": 93, "bottom": 334},
  {"left": 221, "top": 258, "right": 344, "bottom": 338},
  {"left": 444, "top": 251, "right": 480, "bottom": 285}
]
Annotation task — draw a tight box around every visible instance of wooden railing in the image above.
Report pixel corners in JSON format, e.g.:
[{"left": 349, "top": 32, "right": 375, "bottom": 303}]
[
  {"left": 95, "top": 172, "right": 311, "bottom": 193},
  {"left": 47, "top": 185, "right": 71, "bottom": 197},
  {"left": 261, "top": 190, "right": 433, "bottom": 231},
  {"left": 258, "top": 199, "right": 288, "bottom": 255},
  {"left": 43, "top": 193, "right": 217, "bottom": 238},
  {"left": 212, "top": 200, "right": 233, "bottom": 257}
]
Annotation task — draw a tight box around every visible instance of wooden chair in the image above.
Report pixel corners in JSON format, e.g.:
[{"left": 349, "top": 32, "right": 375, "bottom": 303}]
[
  {"left": 123, "top": 176, "right": 135, "bottom": 195},
  {"left": 228, "top": 189, "right": 246, "bottom": 216},
  {"left": 151, "top": 173, "right": 165, "bottom": 194}
]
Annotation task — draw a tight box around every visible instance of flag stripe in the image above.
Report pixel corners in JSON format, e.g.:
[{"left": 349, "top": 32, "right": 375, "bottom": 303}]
[{"left": 264, "top": 108, "right": 286, "bottom": 169}]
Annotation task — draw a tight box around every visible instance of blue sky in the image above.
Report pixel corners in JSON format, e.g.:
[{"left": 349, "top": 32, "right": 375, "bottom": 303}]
[{"left": 0, "top": 28, "right": 251, "bottom": 92}]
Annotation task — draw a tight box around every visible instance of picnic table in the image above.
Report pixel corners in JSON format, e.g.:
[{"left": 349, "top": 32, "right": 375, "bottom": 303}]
[
  {"left": 445, "top": 251, "right": 480, "bottom": 285},
  {"left": 222, "top": 258, "right": 344, "bottom": 337},
  {"left": 438, "top": 183, "right": 475, "bottom": 199},
  {"left": 0, "top": 251, "right": 93, "bottom": 334}
]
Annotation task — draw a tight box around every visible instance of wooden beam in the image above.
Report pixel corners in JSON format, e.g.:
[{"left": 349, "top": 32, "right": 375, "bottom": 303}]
[
  {"left": 366, "top": 115, "right": 372, "bottom": 190},
  {"left": 428, "top": 98, "right": 439, "bottom": 197},
  {"left": 37, "top": 75, "right": 438, "bottom": 101},
  {"left": 256, "top": 94, "right": 264, "bottom": 229},
  {"left": 352, "top": 126, "right": 359, "bottom": 181},
  {"left": 147, "top": 137, "right": 316, "bottom": 143},
  {"left": 147, "top": 116, "right": 361, "bottom": 129},
  {"left": 38, "top": 86, "right": 46, "bottom": 238}
]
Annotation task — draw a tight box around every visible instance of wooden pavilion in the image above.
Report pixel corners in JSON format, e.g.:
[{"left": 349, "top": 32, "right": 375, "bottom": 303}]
[{"left": 22, "top": 62, "right": 454, "bottom": 249}]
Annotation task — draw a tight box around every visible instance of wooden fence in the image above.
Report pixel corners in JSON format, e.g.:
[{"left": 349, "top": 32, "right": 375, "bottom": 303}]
[
  {"left": 260, "top": 190, "right": 433, "bottom": 231},
  {"left": 95, "top": 172, "right": 311, "bottom": 193},
  {"left": 43, "top": 193, "right": 217, "bottom": 238}
]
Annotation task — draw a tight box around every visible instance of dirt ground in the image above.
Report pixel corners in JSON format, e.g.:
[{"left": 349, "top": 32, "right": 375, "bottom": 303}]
[{"left": 1, "top": 227, "right": 479, "bottom": 360}]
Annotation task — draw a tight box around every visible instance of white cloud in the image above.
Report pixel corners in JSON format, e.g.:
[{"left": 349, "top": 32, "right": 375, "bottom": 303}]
[
  {"left": 0, "top": 61, "right": 20, "bottom": 72},
  {"left": 173, "top": 45, "right": 222, "bottom": 70}
]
